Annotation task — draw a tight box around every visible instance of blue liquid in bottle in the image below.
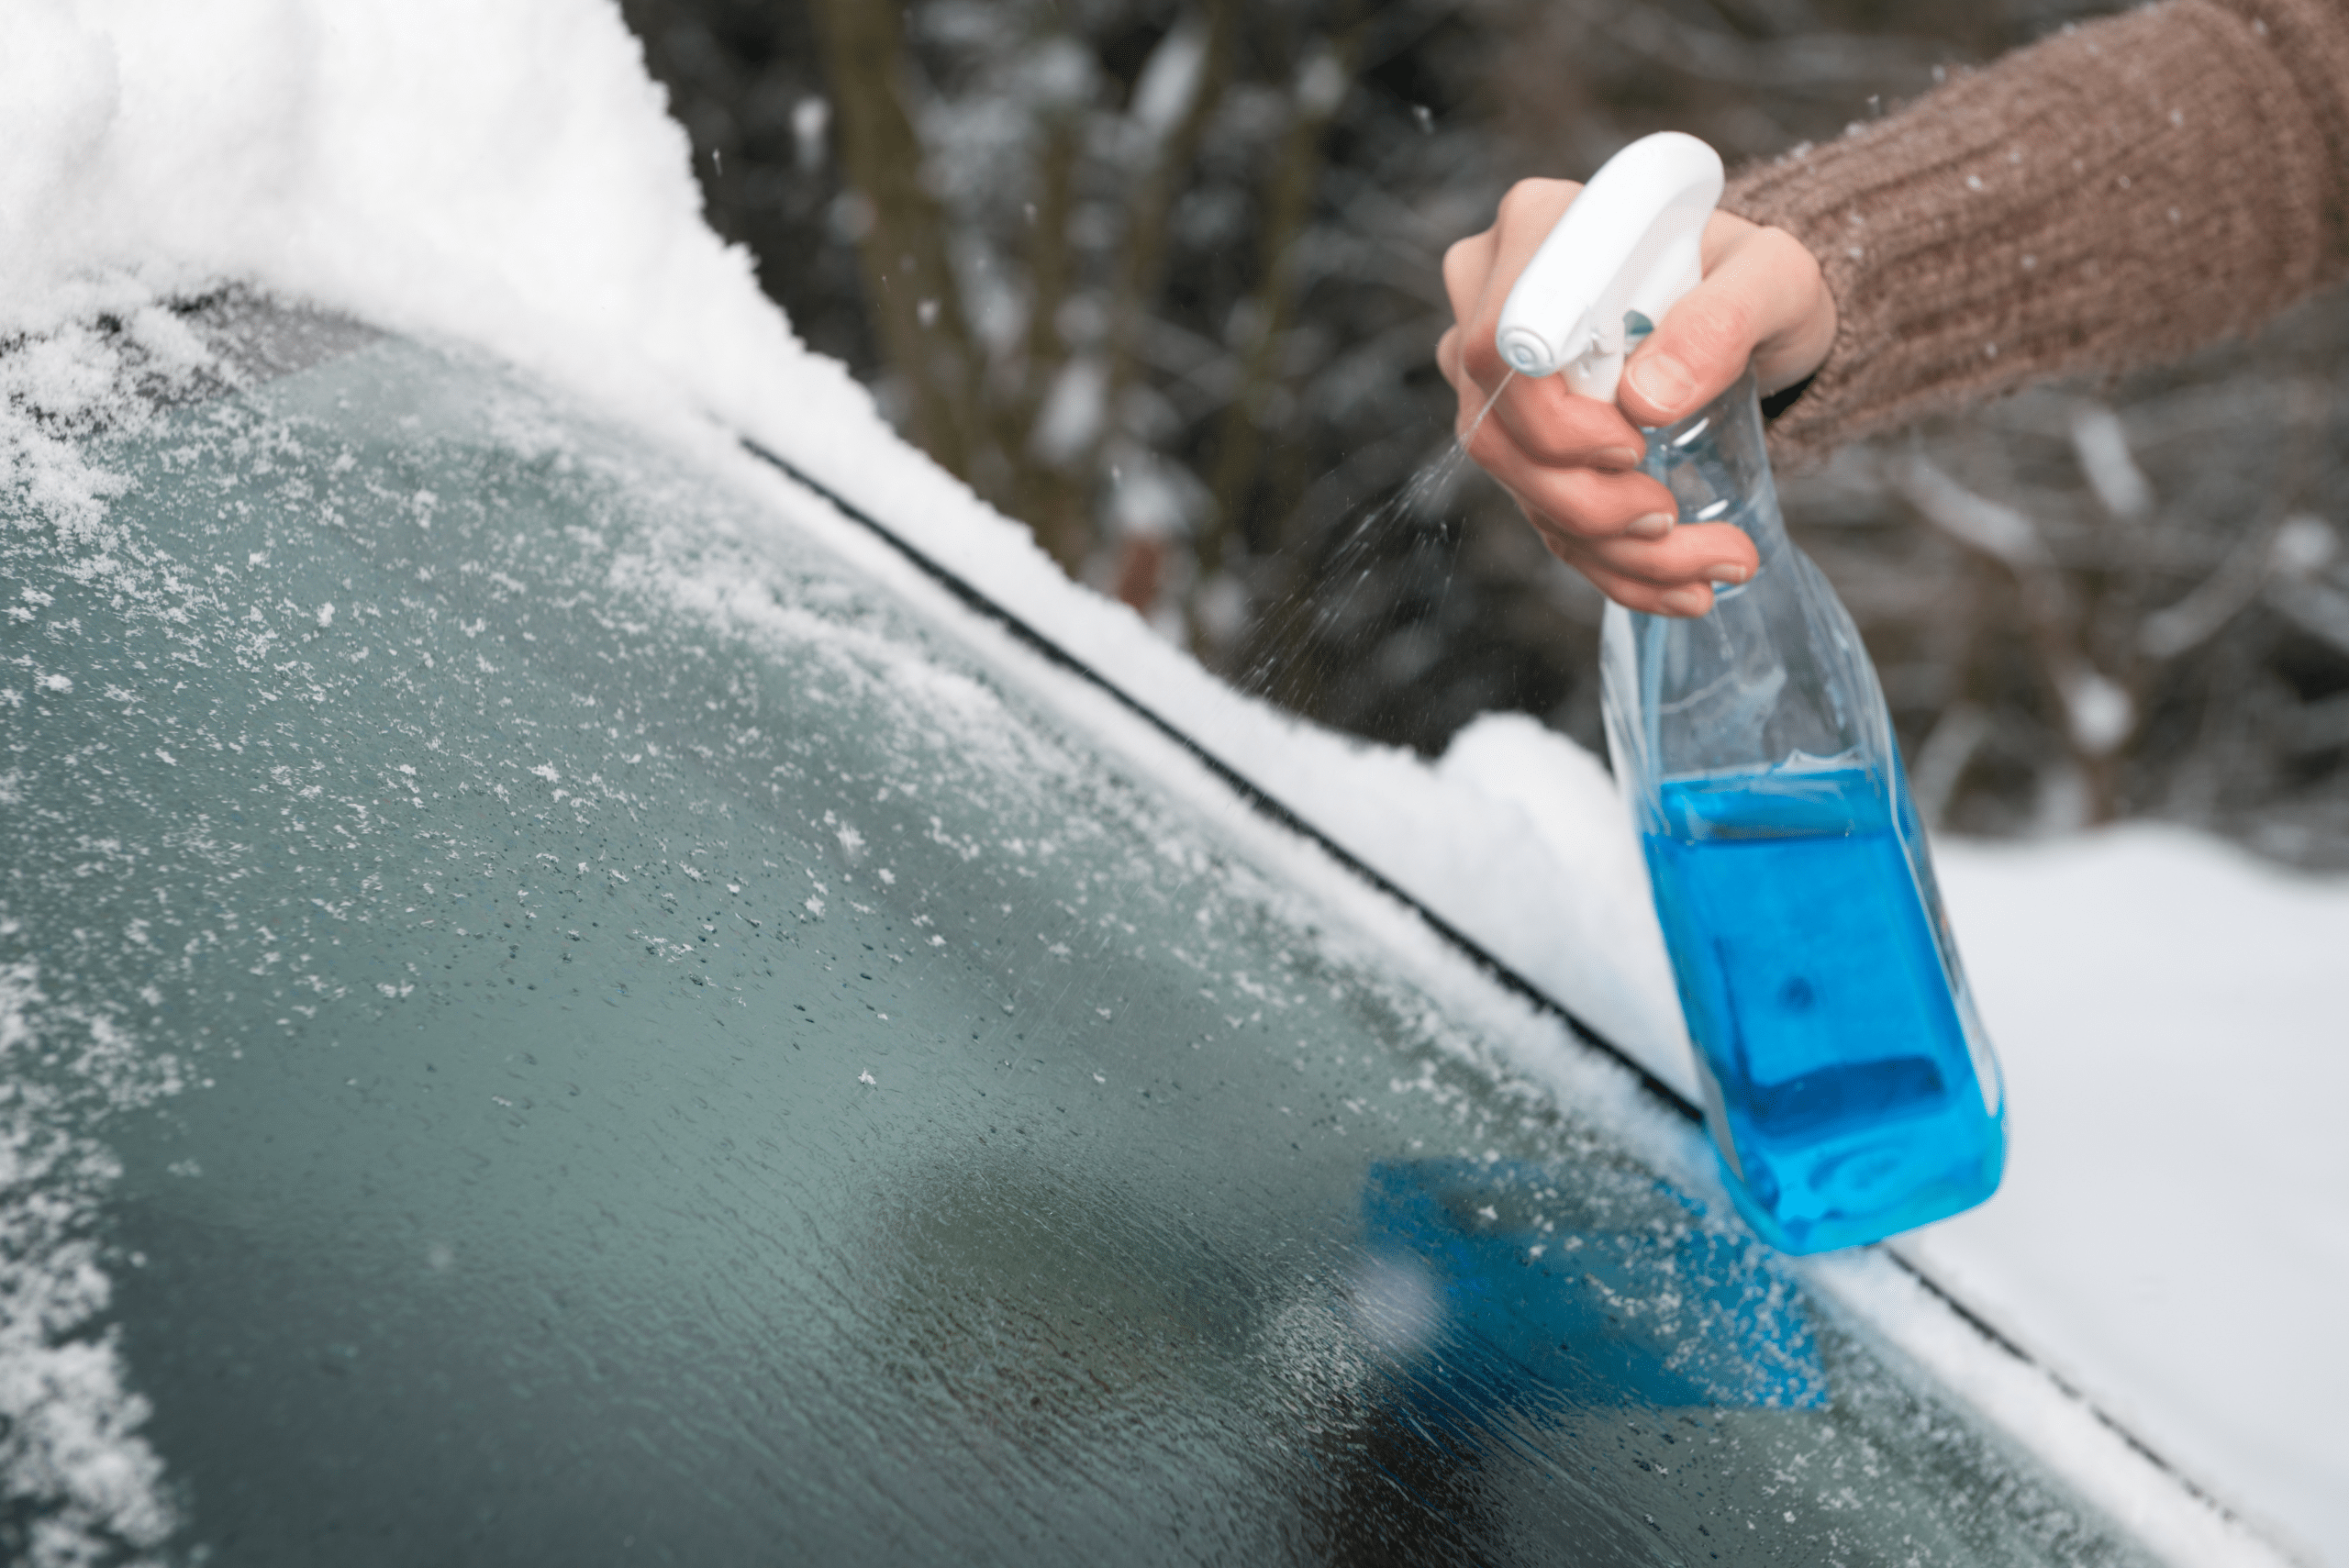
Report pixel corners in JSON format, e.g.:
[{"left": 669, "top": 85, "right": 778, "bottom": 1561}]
[
  {"left": 1602, "top": 367, "right": 2005, "bottom": 1253},
  {"left": 1643, "top": 771, "right": 2004, "bottom": 1252}
]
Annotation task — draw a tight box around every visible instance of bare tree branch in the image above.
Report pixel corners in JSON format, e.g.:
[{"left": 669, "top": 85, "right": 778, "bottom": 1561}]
[
  {"left": 1198, "top": 11, "right": 1367, "bottom": 619},
  {"left": 1002, "top": 112, "right": 1089, "bottom": 569},
  {"left": 808, "top": 0, "right": 989, "bottom": 485},
  {"left": 1894, "top": 447, "right": 2134, "bottom": 815},
  {"left": 1089, "top": 0, "right": 1241, "bottom": 529}
]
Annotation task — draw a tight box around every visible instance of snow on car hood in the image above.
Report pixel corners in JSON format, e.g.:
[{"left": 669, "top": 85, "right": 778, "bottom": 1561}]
[{"left": 2, "top": 4, "right": 2334, "bottom": 1565}]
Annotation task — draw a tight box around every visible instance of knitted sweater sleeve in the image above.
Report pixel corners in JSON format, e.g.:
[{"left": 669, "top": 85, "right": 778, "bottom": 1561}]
[{"left": 1723, "top": 0, "right": 2349, "bottom": 466}]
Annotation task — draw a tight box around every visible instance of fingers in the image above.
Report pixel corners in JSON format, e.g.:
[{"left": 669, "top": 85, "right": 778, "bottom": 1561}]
[
  {"left": 1439, "top": 229, "right": 1497, "bottom": 338},
  {"left": 1464, "top": 414, "right": 1665, "bottom": 539},
  {"left": 1533, "top": 521, "right": 1762, "bottom": 617},
  {"left": 1459, "top": 362, "right": 1757, "bottom": 607},
  {"left": 1578, "top": 565, "right": 1729, "bottom": 618},
  {"left": 1618, "top": 217, "right": 1835, "bottom": 428},
  {"left": 1455, "top": 376, "right": 1643, "bottom": 484},
  {"left": 1483, "top": 372, "right": 1642, "bottom": 465},
  {"left": 1476, "top": 423, "right": 1761, "bottom": 616}
]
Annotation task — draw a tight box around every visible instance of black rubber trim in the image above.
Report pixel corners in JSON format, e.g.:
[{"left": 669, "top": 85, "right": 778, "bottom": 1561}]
[
  {"left": 742, "top": 436, "right": 1692, "bottom": 1116},
  {"left": 1883, "top": 1248, "right": 2239, "bottom": 1519},
  {"left": 743, "top": 435, "right": 2244, "bottom": 1537}
]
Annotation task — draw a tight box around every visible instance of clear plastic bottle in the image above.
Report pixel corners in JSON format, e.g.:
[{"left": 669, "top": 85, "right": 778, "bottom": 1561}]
[{"left": 1600, "top": 366, "right": 2006, "bottom": 1253}]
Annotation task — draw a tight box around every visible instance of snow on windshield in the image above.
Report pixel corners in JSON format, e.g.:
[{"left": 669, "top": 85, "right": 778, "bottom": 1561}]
[
  {"left": 2, "top": 4, "right": 2341, "bottom": 1563},
  {"left": 0, "top": 954, "right": 183, "bottom": 1564}
]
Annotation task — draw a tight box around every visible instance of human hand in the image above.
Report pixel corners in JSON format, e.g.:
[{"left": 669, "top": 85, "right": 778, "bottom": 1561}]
[{"left": 1437, "top": 178, "right": 1837, "bottom": 616}]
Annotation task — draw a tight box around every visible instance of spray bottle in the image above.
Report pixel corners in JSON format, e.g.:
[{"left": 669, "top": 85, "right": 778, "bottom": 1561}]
[{"left": 1497, "top": 132, "right": 2005, "bottom": 1254}]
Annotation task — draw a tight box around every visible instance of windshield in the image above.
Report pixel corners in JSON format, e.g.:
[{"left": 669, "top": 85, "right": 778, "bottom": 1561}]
[{"left": 0, "top": 313, "right": 2154, "bottom": 1566}]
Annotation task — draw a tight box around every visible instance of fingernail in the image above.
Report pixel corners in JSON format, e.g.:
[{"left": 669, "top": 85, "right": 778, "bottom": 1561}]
[
  {"left": 1625, "top": 352, "right": 1696, "bottom": 414},
  {"left": 1597, "top": 447, "right": 1642, "bottom": 472},
  {"left": 1625, "top": 512, "right": 1675, "bottom": 540},
  {"left": 1708, "top": 562, "right": 1753, "bottom": 586},
  {"left": 1659, "top": 585, "right": 1712, "bottom": 617}
]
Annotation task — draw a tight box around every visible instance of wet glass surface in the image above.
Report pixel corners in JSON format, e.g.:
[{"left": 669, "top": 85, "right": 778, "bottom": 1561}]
[{"left": 0, "top": 325, "right": 2157, "bottom": 1565}]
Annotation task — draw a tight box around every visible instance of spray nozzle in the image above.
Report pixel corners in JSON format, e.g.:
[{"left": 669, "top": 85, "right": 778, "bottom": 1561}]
[{"left": 1494, "top": 133, "right": 1724, "bottom": 402}]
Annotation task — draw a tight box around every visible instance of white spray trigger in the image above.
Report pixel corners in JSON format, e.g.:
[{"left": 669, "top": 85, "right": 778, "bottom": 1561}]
[{"left": 1494, "top": 132, "right": 1724, "bottom": 402}]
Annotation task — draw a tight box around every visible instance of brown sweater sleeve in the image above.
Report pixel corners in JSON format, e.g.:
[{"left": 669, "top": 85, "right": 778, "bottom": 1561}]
[{"left": 1724, "top": 0, "right": 2349, "bottom": 466}]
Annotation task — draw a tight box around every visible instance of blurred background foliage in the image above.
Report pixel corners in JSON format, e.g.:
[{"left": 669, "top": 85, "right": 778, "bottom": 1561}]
[{"left": 619, "top": 0, "right": 2349, "bottom": 865}]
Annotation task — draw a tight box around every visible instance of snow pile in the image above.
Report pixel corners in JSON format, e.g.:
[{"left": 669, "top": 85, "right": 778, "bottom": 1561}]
[
  {"left": 0, "top": 0, "right": 812, "bottom": 531},
  {"left": 1424, "top": 712, "right": 1689, "bottom": 1076},
  {"left": 1913, "top": 828, "right": 2349, "bottom": 1565},
  {"left": 2, "top": 2, "right": 2338, "bottom": 1562}
]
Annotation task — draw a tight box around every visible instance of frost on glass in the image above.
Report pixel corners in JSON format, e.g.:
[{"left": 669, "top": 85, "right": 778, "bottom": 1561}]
[{"left": 0, "top": 314, "right": 2156, "bottom": 1566}]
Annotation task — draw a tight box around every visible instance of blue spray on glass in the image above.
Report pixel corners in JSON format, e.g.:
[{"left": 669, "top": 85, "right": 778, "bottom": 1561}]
[{"left": 1496, "top": 133, "right": 2005, "bottom": 1253}]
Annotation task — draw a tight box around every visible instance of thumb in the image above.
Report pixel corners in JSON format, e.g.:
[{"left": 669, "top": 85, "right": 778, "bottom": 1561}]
[
  {"left": 1618, "top": 219, "right": 1832, "bottom": 428},
  {"left": 1617, "top": 281, "right": 1756, "bottom": 428}
]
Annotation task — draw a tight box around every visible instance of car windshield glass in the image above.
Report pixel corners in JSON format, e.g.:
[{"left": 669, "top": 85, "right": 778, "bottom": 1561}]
[{"left": 1, "top": 312, "right": 2154, "bottom": 1567}]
